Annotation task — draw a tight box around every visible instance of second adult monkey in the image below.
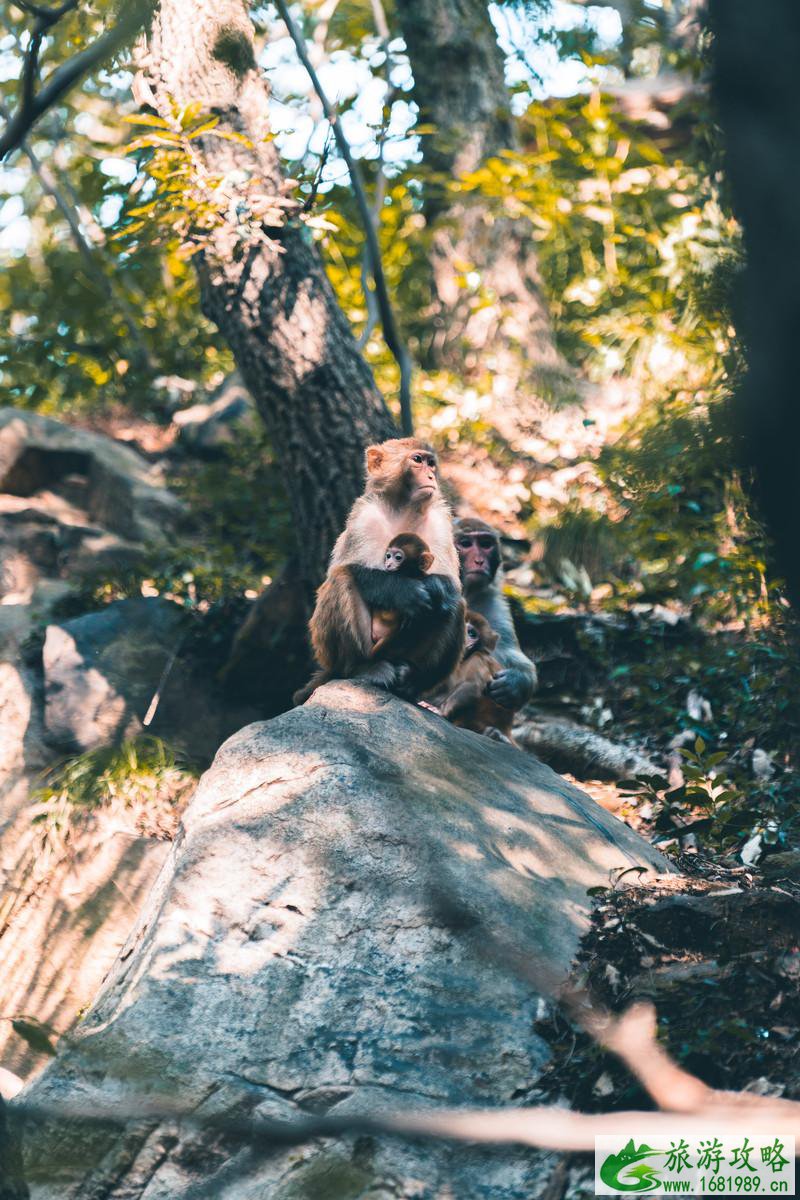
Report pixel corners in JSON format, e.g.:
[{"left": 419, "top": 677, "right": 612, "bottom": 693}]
[
  {"left": 294, "top": 440, "right": 464, "bottom": 703},
  {"left": 452, "top": 516, "right": 537, "bottom": 711}
]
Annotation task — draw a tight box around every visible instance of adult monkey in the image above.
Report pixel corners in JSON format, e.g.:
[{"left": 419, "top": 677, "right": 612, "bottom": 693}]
[
  {"left": 294, "top": 438, "right": 464, "bottom": 702},
  {"left": 452, "top": 516, "right": 537, "bottom": 710}
]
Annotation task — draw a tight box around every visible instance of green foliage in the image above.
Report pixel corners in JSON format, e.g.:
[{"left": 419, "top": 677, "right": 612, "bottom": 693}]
[
  {"left": 579, "top": 391, "right": 772, "bottom": 620},
  {"left": 117, "top": 106, "right": 291, "bottom": 260},
  {"left": 591, "top": 616, "right": 800, "bottom": 855},
  {"left": 31, "top": 735, "right": 197, "bottom": 822},
  {"left": 461, "top": 89, "right": 736, "bottom": 383}
]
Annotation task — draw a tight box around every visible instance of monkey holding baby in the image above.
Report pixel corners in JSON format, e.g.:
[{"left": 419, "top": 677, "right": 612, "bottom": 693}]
[
  {"left": 452, "top": 516, "right": 537, "bottom": 710},
  {"left": 293, "top": 439, "right": 465, "bottom": 704}
]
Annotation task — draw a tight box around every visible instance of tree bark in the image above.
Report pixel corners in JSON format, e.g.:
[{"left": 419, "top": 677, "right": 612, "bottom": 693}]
[
  {"left": 709, "top": 0, "right": 800, "bottom": 606},
  {"left": 394, "top": 0, "right": 571, "bottom": 411},
  {"left": 139, "top": 0, "right": 396, "bottom": 597},
  {"left": 137, "top": 0, "right": 397, "bottom": 705}
]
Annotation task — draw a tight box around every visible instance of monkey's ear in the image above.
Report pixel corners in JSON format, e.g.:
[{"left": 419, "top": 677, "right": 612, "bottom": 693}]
[
  {"left": 419, "top": 551, "right": 434, "bottom": 573},
  {"left": 366, "top": 445, "right": 384, "bottom": 473}
]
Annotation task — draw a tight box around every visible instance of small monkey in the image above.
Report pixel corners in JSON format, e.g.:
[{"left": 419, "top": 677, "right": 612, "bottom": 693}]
[
  {"left": 371, "top": 533, "right": 434, "bottom": 652},
  {"left": 426, "top": 610, "right": 516, "bottom": 743}
]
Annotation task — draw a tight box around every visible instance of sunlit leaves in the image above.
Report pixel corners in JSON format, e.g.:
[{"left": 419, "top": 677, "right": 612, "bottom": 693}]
[
  {"left": 116, "top": 104, "right": 293, "bottom": 263},
  {"left": 455, "top": 90, "right": 738, "bottom": 386}
]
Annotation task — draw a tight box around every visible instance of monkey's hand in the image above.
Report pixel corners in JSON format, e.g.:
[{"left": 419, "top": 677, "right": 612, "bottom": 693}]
[
  {"left": 486, "top": 667, "right": 533, "bottom": 710},
  {"left": 397, "top": 574, "right": 460, "bottom": 635},
  {"left": 390, "top": 661, "right": 416, "bottom": 700},
  {"left": 419, "top": 574, "right": 461, "bottom": 618},
  {"left": 350, "top": 567, "right": 434, "bottom": 620}
]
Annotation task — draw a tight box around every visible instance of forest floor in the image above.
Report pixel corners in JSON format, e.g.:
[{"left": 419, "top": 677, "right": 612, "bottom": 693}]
[{"left": 21, "top": 386, "right": 798, "bottom": 1107}]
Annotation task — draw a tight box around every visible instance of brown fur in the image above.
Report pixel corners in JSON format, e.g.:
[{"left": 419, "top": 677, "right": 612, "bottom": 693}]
[
  {"left": 293, "top": 440, "right": 463, "bottom": 705},
  {"left": 426, "top": 610, "right": 516, "bottom": 743}
]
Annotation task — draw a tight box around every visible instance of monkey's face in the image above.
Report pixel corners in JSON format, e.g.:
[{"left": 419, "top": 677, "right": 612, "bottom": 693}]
[
  {"left": 456, "top": 530, "right": 499, "bottom": 584},
  {"left": 464, "top": 622, "right": 481, "bottom": 655},
  {"left": 405, "top": 448, "right": 438, "bottom": 502},
  {"left": 365, "top": 440, "right": 439, "bottom": 506},
  {"left": 384, "top": 546, "right": 406, "bottom": 572},
  {"left": 372, "top": 609, "right": 400, "bottom": 644}
]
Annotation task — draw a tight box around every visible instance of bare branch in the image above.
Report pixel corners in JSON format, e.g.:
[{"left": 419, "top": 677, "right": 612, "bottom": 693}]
[
  {"left": 15, "top": 0, "right": 79, "bottom": 20},
  {"left": 274, "top": 0, "right": 415, "bottom": 436},
  {"left": 11, "top": 1083, "right": 800, "bottom": 1166},
  {"left": 358, "top": 0, "right": 391, "bottom": 351},
  {"left": 0, "top": 0, "right": 149, "bottom": 161}
]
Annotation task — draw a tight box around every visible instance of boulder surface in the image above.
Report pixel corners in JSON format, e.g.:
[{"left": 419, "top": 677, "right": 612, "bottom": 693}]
[{"left": 17, "top": 682, "right": 671, "bottom": 1199}]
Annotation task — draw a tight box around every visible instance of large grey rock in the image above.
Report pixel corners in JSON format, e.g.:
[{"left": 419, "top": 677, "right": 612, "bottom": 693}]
[
  {"left": 17, "top": 682, "right": 671, "bottom": 1199},
  {"left": 40, "top": 597, "right": 261, "bottom": 761},
  {"left": 42, "top": 598, "right": 188, "bottom": 753},
  {"left": 0, "top": 408, "right": 183, "bottom": 546}
]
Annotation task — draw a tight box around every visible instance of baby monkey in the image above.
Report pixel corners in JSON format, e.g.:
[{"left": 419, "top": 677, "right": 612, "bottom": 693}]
[
  {"left": 371, "top": 533, "right": 434, "bottom": 652},
  {"left": 427, "top": 610, "right": 516, "bottom": 743}
]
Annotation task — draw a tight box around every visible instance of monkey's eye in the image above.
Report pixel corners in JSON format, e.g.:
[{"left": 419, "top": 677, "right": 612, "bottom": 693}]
[
  {"left": 412, "top": 454, "right": 423, "bottom": 464},
  {"left": 476, "top": 536, "right": 495, "bottom": 549}
]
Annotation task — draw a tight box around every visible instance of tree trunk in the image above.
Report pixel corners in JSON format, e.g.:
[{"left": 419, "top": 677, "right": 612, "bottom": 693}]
[
  {"left": 139, "top": 0, "right": 396, "bottom": 594},
  {"left": 709, "top": 0, "right": 800, "bottom": 606},
  {"left": 394, "top": 0, "right": 571, "bottom": 413},
  {"left": 138, "top": 0, "right": 397, "bottom": 705}
]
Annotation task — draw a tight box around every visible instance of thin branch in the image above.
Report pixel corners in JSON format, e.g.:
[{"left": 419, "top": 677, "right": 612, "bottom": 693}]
[
  {"left": 0, "top": 0, "right": 149, "bottom": 161},
  {"left": 358, "top": 0, "right": 391, "bottom": 350},
  {"left": 274, "top": 0, "right": 414, "bottom": 436},
  {"left": 10, "top": 1081, "right": 800, "bottom": 1166},
  {"left": 15, "top": 0, "right": 79, "bottom": 20}
]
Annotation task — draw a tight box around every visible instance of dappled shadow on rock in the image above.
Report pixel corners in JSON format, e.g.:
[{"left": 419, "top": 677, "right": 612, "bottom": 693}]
[{"left": 16, "top": 682, "right": 671, "bottom": 1199}]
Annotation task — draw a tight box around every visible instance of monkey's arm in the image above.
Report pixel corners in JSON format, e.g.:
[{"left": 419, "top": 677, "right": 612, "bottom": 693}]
[
  {"left": 416, "top": 573, "right": 462, "bottom": 622},
  {"left": 349, "top": 566, "right": 460, "bottom": 625},
  {"left": 474, "top": 591, "right": 536, "bottom": 709},
  {"left": 401, "top": 594, "right": 466, "bottom": 697},
  {"left": 310, "top": 566, "right": 373, "bottom": 671}
]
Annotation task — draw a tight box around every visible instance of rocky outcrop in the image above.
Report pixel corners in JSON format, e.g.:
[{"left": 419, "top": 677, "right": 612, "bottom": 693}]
[
  {"left": 0, "top": 411, "right": 187, "bottom": 841},
  {"left": 0, "top": 409, "right": 183, "bottom": 549},
  {"left": 42, "top": 598, "right": 188, "bottom": 753},
  {"left": 0, "top": 414, "right": 198, "bottom": 1094},
  {"left": 0, "top": 828, "right": 171, "bottom": 1080},
  {"left": 17, "top": 682, "right": 671, "bottom": 1199}
]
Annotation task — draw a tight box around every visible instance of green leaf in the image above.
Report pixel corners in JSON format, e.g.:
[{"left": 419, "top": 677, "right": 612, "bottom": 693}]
[
  {"left": 187, "top": 118, "right": 221, "bottom": 139},
  {"left": 123, "top": 113, "right": 172, "bottom": 129}
]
